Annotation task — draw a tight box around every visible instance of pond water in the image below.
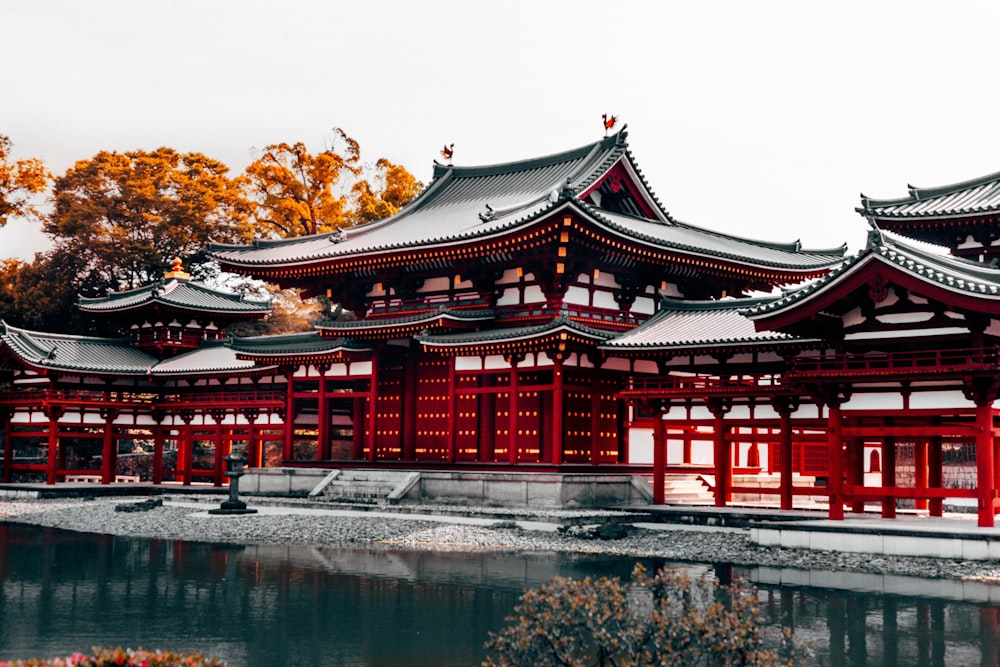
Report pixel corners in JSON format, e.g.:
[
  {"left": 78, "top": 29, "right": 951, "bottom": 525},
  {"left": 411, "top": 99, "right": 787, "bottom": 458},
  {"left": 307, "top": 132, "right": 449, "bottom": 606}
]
[{"left": 1, "top": 523, "right": 999, "bottom": 666}]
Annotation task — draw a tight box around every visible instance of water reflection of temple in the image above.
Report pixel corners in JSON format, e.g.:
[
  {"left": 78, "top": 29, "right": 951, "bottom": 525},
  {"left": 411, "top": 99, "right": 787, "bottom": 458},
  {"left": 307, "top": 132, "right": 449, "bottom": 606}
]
[
  {"left": 6, "top": 129, "right": 1000, "bottom": 526},
  {"left": 1, "top": 524, "right": 998, "bottom": 666}
]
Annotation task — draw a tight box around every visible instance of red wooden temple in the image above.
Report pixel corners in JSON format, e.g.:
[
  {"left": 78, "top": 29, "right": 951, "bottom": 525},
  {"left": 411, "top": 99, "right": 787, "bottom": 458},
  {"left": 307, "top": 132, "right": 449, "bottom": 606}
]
[{"left": 4, "top": 126, "right": 1000, "bottom": 524}]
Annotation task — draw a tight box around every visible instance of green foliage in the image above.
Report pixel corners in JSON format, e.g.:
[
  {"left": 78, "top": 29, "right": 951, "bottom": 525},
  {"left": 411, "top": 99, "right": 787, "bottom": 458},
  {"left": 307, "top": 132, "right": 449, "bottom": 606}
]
[
  {"left": 484, "top": 565, "right": 806, "bottom": 667},
  {"left": 0, "top": 646, "right": 234, "bottom": 667}
]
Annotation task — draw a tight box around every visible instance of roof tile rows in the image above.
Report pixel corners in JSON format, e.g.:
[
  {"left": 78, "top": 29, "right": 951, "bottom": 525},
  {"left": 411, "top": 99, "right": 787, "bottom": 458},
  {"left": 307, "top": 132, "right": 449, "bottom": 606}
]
[
  {"left": 78, "top": 279, "right": 271, "bottom": 315},
  {"left": 860, "top": 170, "right": 1000, "bottom": 219},
  {"left": 208, "top": 129, "right": 843, "bottom": 273}
]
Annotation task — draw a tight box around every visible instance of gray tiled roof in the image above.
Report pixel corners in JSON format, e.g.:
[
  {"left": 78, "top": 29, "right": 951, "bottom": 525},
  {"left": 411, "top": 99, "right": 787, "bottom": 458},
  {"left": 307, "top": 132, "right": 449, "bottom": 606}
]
[
  {"left": 149, "top": 341, "right": 268, "bottom": 376},
  {"left": 0, "top": 322, "right": 156, "bottom": 375},
  {"left": 418, "top": 314, "right": 613, "bottom": 348},
  {"left": 859, "top": 170, "right": 1000, "bottom": 219},
  {"left": 229, "top": 330, "right": 371, "bottom": 357},
  {"left": 602, "top": 297, "right": 805, "bottom": 351},
  {"left": 316, "top": 308, "right": 495, "bottom": 332},
  {"left": 79, "top": 279, "right": 271, "bottom": 315},
  {"left": 745, "top": 228, "right": 1000, "bottom": 320},
  {"left": 209, "top": 129, "right": 843, "bottom": 272},
  {"left": 587, "top": 206, "right": 845, "bottom": 270}
]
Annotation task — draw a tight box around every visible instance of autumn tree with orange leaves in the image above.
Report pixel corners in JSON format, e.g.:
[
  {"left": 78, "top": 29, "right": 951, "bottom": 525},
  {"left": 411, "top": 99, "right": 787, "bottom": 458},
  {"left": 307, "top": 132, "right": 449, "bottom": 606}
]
[
  {"left": 45, "top": 147, "right": 253, "bottom": 290},
  {"left": 242, "top": 128, "right": 421, "bottom": 237},
  {"left": 0, "top": 134, "right": 49, "bottom": 225}
]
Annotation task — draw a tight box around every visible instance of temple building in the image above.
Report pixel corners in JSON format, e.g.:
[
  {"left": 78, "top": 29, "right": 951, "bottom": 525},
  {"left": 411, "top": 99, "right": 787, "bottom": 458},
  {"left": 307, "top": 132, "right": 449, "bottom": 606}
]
[
  {"left": 611, "top": 169, "right": 1000, "bottom": 526},
  {"left": 207, "top": 128, "right": 842, "bottom": 468},
  {"left": 6, "top": 126, "right": 1000, "bottom": 524},
  {"left": 0, "top": 260, "right": 280, "bottom": 486}
]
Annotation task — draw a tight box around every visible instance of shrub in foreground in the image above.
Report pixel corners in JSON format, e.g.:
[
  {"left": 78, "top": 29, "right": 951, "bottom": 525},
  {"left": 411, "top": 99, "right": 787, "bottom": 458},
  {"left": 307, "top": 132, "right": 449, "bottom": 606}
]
[
  {"left": 484, "top": 565, "right": 805, "bottom": 667},
  {"left": 0, "top": 647, "right": 235, "bottom": 667}
]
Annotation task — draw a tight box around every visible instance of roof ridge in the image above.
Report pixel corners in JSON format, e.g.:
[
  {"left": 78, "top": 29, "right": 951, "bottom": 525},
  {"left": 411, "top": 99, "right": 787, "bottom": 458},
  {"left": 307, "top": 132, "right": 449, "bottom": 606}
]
[
  {"left": 430, "top": 129, "right": 626, "bottom": 180},
  {"left": 658, "top": 295, "right": 780, "bottom": 311},
  {"left": 861, "top": 168, "right": 1000, "bottom": 209}
]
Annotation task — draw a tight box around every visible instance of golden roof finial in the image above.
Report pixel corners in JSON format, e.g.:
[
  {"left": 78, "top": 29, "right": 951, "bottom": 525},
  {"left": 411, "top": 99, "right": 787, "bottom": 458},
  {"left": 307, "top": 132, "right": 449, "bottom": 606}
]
[{"left": 164, "top": 257, "right": 190, "bottom": 281}]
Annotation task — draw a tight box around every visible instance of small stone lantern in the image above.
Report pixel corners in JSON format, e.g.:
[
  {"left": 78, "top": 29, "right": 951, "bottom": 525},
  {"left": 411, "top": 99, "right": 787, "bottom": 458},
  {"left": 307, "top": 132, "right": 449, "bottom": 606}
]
[{"left": 208, "top": 452, "right": 258, "bottom": 515}]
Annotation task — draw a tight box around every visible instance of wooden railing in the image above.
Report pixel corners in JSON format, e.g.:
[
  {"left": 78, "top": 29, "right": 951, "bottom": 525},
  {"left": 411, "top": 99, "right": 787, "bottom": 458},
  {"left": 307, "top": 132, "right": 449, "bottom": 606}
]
[
  {"left": 789, "top": 347, "right": 999, "bottom": 377},
  {"left": 621, "top": 374, "right": 787, "bottom": 398},
  {"left": 0, "top": 388, "right": 284, "bottom": 409}
]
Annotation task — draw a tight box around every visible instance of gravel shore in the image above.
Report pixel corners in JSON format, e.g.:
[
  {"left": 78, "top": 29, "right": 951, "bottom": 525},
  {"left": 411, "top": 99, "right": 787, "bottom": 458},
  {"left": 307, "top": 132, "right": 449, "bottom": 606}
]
[{"left": 4, "top": 495, "right": 1000, "bottom": 583}]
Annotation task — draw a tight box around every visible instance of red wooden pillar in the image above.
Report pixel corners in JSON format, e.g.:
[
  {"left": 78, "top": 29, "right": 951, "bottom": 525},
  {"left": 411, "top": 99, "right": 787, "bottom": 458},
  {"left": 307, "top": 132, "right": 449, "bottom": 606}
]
[
  {"left": 882, "top": 435, "right": 897, "bottom": 519},
  {"left": 2, "top": 409, "right": 13, "bottom": 483},
  {"left": 550, "top": 359, "right": 564, "bottom": 466},
  {"left": 479, "top": 382, "right": 496, "bottom": 463},
  {"left": 283, "top": 368, "right": 295, "bottom": 462},
  {"left": 590, "top": 368, "right": 602, "bottom": 465},
  {"left": 848, "top": 435, "right": 865, "bottom": 514},
  {"left": 507, "top": 355, "right": 522, "bottom": 464},
  {"left": 708, "top": 398, "right": 731, "bottom": 507},
  {"left": 214, "top": 426, "right": 225, "bottom": 487},
  {"left": 976, "top": 402, "right": 996, "bottom": 527},
  {"left": 447, "top": 359, "right": 458, "bottom": 463},
  {"left": 652, "top": 409, "right": 666, "bottom": 505},
  {"left": 928, "top": 436, "right": 943, "bottom": 517},
  {"left": 44, "top": 405, "right": 62, "bottom": 485},
  {"left": 914, "top": 439, "right": 929, "bottom": 511},
  {"left": 827, "top": 405, "right": 844, "bottom": 521},
  {"left": 100, "top": 418, "right": 116, "bottom": 485},
  {"left": 179, "top": 411, "right": 195, "bottom": 486},
  {"left": 152, "top": 423, "right": 164, "bottom": 485},
  {"left": 352, "top": 397, "right": 365, "bottom": 460},
  {"left": 773, "top": 397, "right": 795, "bottom": 511},
  {"left": 402, "top": 355, "right": 418, "bottom": 461},
  {"left": 367, "top": 349, "right": 380, "bottom": 462},
  {"left": 317, "top": 372, "right": 329, "bottom": 461},
  {"left": 210, "top": 410, "right": 226, "bottom": 486},
  {"left": 247, "top": 425, "right": 259, "bottom": 468},
  {"left": 242, "top": 408, "right": 261, "bottom": 468}
]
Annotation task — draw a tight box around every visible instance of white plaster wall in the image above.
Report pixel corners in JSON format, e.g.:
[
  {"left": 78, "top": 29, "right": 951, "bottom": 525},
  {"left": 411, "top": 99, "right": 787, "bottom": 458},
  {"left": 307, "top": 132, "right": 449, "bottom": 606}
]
[
  {"left": 497, "top": 287, "right": 520, "bottom": 306},
  {"left": 632, "top": 296, "right": 655, "bottom": 315},
  {"left": 592, "top": 290, "right": 618, "bottom": 309},
  {"left": 523, "top": 284, "right": 546, "bottom": 304},
  {"left": 456, "top": 356, "right": 482, "bottom": 371},
  {"left": 602, "top": 357, "right": 631, "bottom": 372},
  {"left": 349, "top": 361, "right": 373, "bottom": 376},
  {"left": 633, "top": 360, "right": 658, "bottom": 374},
  {"left": 908, "top": 390, "right": 971, "bottom": 410},
  {"left": 842, "top": 393, "right": 905, "bottom": 410},
  {"left": 629, "top": 427, "right": 654, "bottom": 464},
  {"left": 484, "top": 355, "right": 511, "bottom": 370},
  {"left": 564, "top": 285, "right": 589, "bottom": 305},
  {"left": 594, "top": 272, "right": 619, "bottom": 289},
  {"left": 419, "top": 277, "right": 449, "bottom": 292}
]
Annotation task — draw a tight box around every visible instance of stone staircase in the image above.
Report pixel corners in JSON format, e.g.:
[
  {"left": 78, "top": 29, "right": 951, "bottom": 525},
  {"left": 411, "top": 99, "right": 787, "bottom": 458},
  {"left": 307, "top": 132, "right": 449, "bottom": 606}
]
[
  {"left": 311, "top": 469, "right": 418, "bottom": 505},
  {"left": 660, "top": 474, "right": 715, "bottom": 505}
]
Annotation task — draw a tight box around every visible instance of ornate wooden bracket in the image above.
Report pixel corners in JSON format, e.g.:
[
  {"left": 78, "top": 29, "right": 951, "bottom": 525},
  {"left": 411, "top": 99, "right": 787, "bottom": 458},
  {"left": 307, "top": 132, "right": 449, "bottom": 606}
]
[
  {"left": 868, "top": 276, "right": 890, "bottom": 304},
  {"left": 771, "top": 394, "right": 801, "bottom": 417},
  {"left": 706, "top": 396, "right": 733, "bottom": 418},
  {"left": 806, "top": 382, "right": 852, "bottom": 410},
  {"left": 963, "top": 376, "right": 1000, "bottom": 407}
]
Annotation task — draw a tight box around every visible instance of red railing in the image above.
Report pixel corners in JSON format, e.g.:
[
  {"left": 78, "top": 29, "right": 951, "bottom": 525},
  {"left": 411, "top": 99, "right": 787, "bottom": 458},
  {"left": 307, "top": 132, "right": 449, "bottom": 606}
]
[
  {"left": 0, "top": 388, "right": 284, "bottom": 408},
  {"left": 0, "top": 388, "right": 157, "bottom": 406},
  {"left": 161, "top": 390, "right": 285, "bottom": 406},
  {"left": 622, "top": 374, "right": 785, "bottom": 395},
  {"left": 789, "top": 347, "right": 999, "bottom": 377}
]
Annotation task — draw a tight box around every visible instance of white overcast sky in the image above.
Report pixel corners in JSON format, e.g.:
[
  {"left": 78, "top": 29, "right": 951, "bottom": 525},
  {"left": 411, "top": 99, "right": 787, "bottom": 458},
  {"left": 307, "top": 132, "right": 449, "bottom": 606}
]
[{"left": 2, "top": 0, "right": 999, "bottom": 261}]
